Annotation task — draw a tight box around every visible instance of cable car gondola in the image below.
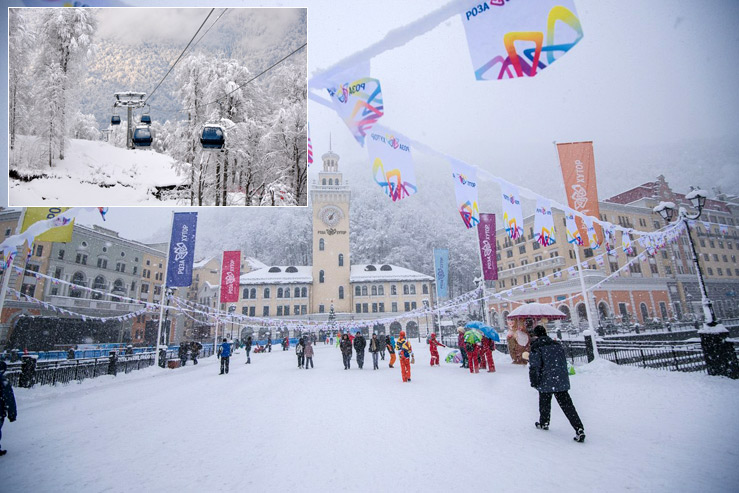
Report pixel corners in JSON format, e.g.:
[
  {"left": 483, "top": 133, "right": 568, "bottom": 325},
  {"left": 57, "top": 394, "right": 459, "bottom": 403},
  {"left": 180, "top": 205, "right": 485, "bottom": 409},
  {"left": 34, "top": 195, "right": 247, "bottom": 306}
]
[
  {"left": 140, "top": 104, "right": 152, "bottom": 125},
  {"left": 200, "top": 124, "right": 225, "bottom": 150},
  {"left": 111, "top": 115, "right": 121, "bottom": 126},
  {"left": 132, "top": 125, "right": 153, "bottom": 148}
]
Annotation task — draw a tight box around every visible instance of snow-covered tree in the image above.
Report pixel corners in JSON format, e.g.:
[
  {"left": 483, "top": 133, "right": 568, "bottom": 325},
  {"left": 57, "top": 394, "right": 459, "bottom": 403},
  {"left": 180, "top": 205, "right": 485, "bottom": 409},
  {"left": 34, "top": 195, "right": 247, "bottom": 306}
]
[
  {"left": 9, "top": 9, "right": 35, "bottom": 151},
  {"left": 69, "top": 110, "right": 100, "bottom": 141}
]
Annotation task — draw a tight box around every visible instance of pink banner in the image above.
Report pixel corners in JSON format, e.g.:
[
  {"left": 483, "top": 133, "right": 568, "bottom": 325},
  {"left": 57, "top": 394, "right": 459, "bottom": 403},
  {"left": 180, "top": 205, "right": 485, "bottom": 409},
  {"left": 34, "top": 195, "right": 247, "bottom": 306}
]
[
  {"left": 220, "top": 251, "right": 241, "bottom": 303},
  {"left": 477, "top": 213, "right": 498, "bottom": 281}
]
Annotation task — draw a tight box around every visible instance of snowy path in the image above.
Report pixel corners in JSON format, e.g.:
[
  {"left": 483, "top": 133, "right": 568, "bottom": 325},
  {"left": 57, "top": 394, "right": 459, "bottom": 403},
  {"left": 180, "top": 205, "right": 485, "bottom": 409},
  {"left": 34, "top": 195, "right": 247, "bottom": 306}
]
[{"left": 1, "top": 343, "right": 737, "bottom": 492}]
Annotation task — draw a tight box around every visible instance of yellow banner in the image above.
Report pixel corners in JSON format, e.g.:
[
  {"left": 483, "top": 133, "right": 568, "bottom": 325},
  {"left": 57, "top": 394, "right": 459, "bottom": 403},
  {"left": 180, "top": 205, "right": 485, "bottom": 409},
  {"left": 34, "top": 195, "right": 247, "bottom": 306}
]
[{"left": 20, "top": 207, "right": 74, "bottom": 243}]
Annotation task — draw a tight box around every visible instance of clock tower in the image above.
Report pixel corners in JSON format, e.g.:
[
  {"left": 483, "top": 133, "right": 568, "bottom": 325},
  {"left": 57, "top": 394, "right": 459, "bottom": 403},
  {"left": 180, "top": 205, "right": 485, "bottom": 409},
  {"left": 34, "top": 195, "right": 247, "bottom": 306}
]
[{"left": 311, "top": 148, "right": 351, "bottom": 314}]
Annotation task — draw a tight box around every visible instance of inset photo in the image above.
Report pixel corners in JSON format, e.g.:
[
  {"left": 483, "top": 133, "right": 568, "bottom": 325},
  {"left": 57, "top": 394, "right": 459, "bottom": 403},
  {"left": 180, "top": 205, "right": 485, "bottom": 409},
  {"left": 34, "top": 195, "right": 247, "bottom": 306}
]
[{"left": 8, "top": 7, "right": 307, "bottom": 206}]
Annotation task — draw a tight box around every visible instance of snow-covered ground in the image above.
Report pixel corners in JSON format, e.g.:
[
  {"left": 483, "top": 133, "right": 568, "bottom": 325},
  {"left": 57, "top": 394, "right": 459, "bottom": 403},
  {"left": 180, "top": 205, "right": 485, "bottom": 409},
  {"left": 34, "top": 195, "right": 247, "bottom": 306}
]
[
  {"left": 9, "top": 136, "right": 185, "bottom": 206},
  {"left": 1, "top": 343, "right": 737, "bottom": 492}
]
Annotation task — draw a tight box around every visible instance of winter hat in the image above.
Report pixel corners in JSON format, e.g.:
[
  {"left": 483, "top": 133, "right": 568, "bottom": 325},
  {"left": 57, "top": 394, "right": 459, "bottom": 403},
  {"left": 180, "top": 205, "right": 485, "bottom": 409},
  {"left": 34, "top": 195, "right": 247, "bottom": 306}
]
[
  {"left": 533, "top": 326, "right": 547, "bottom": 337},
  {"left": 457, "top": 327, "right": 465, "bottom": 334},
  {"left": 430, "top": 333, "right": 436, "bottom": 338},
  {"left": 399, "top": 331, "right": 406, "bottom": 338}
]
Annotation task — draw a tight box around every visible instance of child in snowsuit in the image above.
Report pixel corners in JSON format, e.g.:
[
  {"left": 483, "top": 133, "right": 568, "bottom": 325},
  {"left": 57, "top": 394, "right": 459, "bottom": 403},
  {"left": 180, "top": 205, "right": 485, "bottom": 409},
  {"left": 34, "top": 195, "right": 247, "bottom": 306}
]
[
  {"left": 304, "top": 338, "right": 314, "bottom": 369},
  {"left": 0, "top": 361, "right": 17, "bottom": 456},
  {"left": 466, "top": 340, "right": 480, "bottom": 374},
  {"left": 385, "top": 335, "right": 396, "bottom": 368},
  {"left": 428, "top": 333, "right": 446, "bottom": 366},
  {"left": 217, "top": 338, "right": 231, "bottom": 375},
  {"left": 481, "top": 336, "right": 496, "bottom": 372},
  {"left": 340, "top": 334, "right": 353, "bottom": 370},
  {"left": 395, "top": 331, "right": 414, "bottom": 382}
]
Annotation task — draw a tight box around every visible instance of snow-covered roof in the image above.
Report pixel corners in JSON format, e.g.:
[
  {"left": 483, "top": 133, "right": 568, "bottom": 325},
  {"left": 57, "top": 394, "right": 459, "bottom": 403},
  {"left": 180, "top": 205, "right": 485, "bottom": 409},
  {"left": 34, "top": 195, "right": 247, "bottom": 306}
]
[
  {"left": 350, "top": 264, "right": 433, "bottom": 283},
  {"left": 244, "top": 256, "right": 267, "bottom": 270},
  {"left": 240, "top": 266, "right": 312, "bottom": 285},
  {"left": 192, "top": 257, "right": 217, "bottom": 269}
]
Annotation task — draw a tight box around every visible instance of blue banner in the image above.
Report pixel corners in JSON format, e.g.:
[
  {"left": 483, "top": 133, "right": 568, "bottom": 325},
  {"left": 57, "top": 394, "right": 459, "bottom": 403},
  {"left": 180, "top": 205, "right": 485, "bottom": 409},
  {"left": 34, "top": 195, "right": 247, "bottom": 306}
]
[
  {"left": 433, "top": 248, "right": 449, "bottom": 300},
  {"left": 166, "top": 213, "right": 198, "bottom": 287}
]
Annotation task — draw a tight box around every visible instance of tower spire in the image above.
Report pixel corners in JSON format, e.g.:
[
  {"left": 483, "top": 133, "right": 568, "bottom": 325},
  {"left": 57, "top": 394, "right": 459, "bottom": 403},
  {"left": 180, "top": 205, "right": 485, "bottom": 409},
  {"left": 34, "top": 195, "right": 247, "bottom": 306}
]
[{"left": 329, "top": 133, "right": 332, "bottom": 151}]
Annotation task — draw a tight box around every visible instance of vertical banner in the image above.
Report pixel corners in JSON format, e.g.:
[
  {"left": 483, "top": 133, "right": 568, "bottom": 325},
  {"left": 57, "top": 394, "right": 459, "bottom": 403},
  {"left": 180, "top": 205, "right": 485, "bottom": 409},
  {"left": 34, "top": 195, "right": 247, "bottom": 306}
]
[
  {"left": 557, "top": 141, "right": 601, "bottom": 244},
  {"left": 564, "top": 210, "right": 583, "bottom": 245},
  {"left": 307, "top": 123, "right": 313, "bottom": 166},
  {"left": 501, "top": 183, "right": 524, "bottom": 240},
  {"left": 460, "top": 0, "right": 583, "bottom": 81},
  {"left": 367, "top": 125, "right": 418, "bottom": 202},
  {"left": 166, "top": 212, "right": 198, "bottom": 287},
  {"left": 450, "top": 158, "right": 479, "bottom": 228},
  {"left": 533, "top": 199, "right": 556, "bottom": 246},
  {"left": 220, "top": 251, "right": 241, "bottom": 303},
  {"left": 21, "top": 207, "right": 74, "bottom": 242},
  {"left": 325, "top": 62, "right": 384, "bottom": 146},
  {"left": 477, "top": 213, "right": 498, "bottom": 281},
  {"left": 433, "top": 248, "right": 449, "bottom": 299}
]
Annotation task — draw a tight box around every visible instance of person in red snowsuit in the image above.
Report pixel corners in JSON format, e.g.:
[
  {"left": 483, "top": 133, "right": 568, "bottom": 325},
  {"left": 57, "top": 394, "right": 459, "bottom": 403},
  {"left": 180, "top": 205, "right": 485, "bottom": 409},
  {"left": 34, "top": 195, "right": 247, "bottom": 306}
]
[
  {"left": 481, "top": 336, "right": 496, "bottom": 372},
  {"left": 466, "top": 340, "right": 480, "bottom": 374},
  {"left": 428, "top": 333, "right": 445, "bottom": 366}
]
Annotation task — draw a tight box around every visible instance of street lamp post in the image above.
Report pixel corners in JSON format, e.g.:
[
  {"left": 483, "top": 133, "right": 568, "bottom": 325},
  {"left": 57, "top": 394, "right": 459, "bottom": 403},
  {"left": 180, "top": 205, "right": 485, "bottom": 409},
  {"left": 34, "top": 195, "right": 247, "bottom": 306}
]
[{"left": 654, "top": 191, "right": 738, "bottom": 378}]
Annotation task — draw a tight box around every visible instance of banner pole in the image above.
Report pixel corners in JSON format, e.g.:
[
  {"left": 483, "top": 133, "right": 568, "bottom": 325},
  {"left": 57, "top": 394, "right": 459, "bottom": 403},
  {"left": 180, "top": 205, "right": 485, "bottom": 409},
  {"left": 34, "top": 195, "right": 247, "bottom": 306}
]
[
  {"left": 0, "top": 208, "right": 28, "bottom": 333},
  {"left": 573, "top": 244, "right": 599, "bottom": 358},
  {"left": 155, "top": 211, "right": 175, "bottom": 368}
]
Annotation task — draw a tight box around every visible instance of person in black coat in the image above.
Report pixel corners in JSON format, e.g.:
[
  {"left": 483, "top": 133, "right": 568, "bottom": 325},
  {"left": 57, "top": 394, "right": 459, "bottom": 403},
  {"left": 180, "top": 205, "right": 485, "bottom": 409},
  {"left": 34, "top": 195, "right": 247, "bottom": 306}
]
[
  {"left": 368, "top": 333, "right": 382, "bottom": 370},
  {"left": 0, "top": 361, "right": 18, "bottom": 456},
  {"left": 244, "top": 336, "right": 252, "bottom": 364},
  {"left": 353, "top": 332, "right": 367, "bottom": 369},
  {"left": 178, "top": 343, "right": 189, "bottom": 367},
  {"left": 340, "top": 334, "right": 353, "bottom": 370},
  {"left": 528, "top": 325, "right": 585, "bottom": 442}
]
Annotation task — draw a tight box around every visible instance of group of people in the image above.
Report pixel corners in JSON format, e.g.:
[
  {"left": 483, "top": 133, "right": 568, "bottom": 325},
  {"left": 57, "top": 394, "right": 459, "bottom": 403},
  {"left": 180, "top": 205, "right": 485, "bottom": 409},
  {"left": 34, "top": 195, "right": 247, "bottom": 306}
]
[
  {"left": 338, "top": 331, "right": 415, "bottom": 382},
  {"left": 294, "top": 336, "right": 315, "bottom": 369},
  {"left": 177, "top": 341, "right": 203, "bottom": 367},
  {"left": 456, "top": 328, "right": 496, "bottom": 374}
]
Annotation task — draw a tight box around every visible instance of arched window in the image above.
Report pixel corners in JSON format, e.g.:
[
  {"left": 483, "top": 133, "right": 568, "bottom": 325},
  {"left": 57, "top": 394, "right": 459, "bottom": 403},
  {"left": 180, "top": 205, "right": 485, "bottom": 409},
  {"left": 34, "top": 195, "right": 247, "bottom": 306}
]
[
  {"left": 403, "top": 285, "right": 409, "bottom": 295},
  {"left": 329, "top": 178, "right": 333, "bottom": 185},
  {"left": 378, "top": 285, "right": 384, "bottom": 296},
  {"left": 339, "top": 286, "right": 344, "bottom": 299},
  {"left": 319, "top": 270, "right": 325, "bottom": 283},
  {"left": 319, "top": 239, "right": 325, "bottom": 251},
  {"left": 338, "top": 253, "right": 344, "bottom": 267},
  {"left": 336, "top": 178, "right": 340, "bottom": 185},
  {"left": 639, "top": 303, "right": 649, "bottom": 323},
  {"left": 391, "top": 285, "right": 397, "bottom": 295},
  {"left": 371, "top": 285, "right": 378, "bottom": 296},
  {"left": 284, "top": 288, "right": 290, "bottom": 299},
  {"left": 277, "top": 287, "right": 283, "bottom": 298},
  {"left": 355, "top": 286, "right": 361, "bottom": 296},
  {"left": 422, "top": 284, "right": 429, "bottom": 294},
  {"left": 322, "top": 178, "right": 326, "bottom": 185},
  {"left": 410, "top": 285, "right": 416, "bottom": 295},
  {"left": 92, "top": 275, "right": 106, "bottom": 300},
  {"left": 301, "top": 287, "right": 307, "bottom": 298},
  {"left": 361, "top": 286, "right": 368, "bottom": 296},
  {"left": 242, "top": 288, "right": 250, "bottom": 299},
  {"left": 250, "top": 288, "right": 256, "bottom": 299},
  {"left": 294, "top": 287, "right": 300, "bottom": 298},
  {"left": 264, "top": 287, "right": 270, "bottom": 299},
  {"left": 70, "top": 272, "right": 86, "bottom": 298}
]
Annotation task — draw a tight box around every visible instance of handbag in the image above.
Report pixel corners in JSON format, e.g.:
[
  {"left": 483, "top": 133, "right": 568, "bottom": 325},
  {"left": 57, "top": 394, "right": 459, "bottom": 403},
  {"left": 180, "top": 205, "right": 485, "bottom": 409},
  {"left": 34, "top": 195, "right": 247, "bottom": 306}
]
[{"left": 411, "top": 355, "right": 415, "bottom": 365}]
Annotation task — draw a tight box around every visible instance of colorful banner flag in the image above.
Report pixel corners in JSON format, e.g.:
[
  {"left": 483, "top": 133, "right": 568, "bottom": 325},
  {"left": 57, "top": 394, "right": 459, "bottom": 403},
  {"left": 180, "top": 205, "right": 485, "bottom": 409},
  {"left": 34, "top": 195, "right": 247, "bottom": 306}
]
[
  {"left": 567, "top": 266, "right": 577, "bottom": 277},
  {"left": 719, "top": 225, "right": 729, "bottom": 235},
  {"left": 325, "top": 62, "right": 383, "bottom": 146},
  {"left": 557, "top": 142, "right": 601, "bottom": 245},
  {"left": 477, "top": 213, "right": 498, "bottom": 281},
  {"left": 541, "top": 276, "right": 551, "bottom": 286},
  {"left": 604, "top": 226, "right": 617, "bottom": 254},
  {"left": 367, "top": 126, "right": 418, "bottom": 202},
  {"left": 21, "top": 208, "right": 74, "bottom": 243},
  {"left": 450, "top": 158, "right": 479, "bottom": 228},
  {"left": 460, "top": 0, "right": 583, "bottom": 81},
  {"left": 220, "top": 251, "right": 241, "bottom": 303},
  {"left": 533, "top": 199, "right": 556, "bottom": 246},
  {"left": 702, "top": 221, "right": 711, "bottom": 233},
  {"left": 166, "top": 212, "right": 198, "bottom": 287},
  {"left": 584, "top": 216, "right": 600, "bottom": 250},
  {"left": 564, "top": 211, "right": 583, "bottom": 245},
  {"left": 433, "top": 248, "right": 449, "bottom": 299},
  {"left": 501, "top": 183, "right": 524, "bottom": 240},
  {"left": 622, "top": 231, "right": 633, "bottom": 254},
  {"left": 307, "top": 123, "right": 313, "bottom": 166}
]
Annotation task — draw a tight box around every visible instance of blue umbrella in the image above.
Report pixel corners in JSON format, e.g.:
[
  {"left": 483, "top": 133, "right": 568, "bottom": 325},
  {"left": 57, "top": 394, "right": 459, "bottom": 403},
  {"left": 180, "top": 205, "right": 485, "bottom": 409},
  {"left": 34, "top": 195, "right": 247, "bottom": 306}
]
[{"left": 466, "top": 321, "right": 500, "bottom": 342}]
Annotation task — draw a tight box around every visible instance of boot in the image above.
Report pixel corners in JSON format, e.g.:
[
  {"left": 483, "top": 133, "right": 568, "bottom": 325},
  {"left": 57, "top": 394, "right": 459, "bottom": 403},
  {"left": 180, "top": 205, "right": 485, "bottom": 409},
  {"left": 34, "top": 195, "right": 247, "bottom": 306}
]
[
  {"left": 535, "top": 422, "right": 549, "bottom": 431},
  {"left": 574, "top": 428, "right": 586, "bottom": 443}
]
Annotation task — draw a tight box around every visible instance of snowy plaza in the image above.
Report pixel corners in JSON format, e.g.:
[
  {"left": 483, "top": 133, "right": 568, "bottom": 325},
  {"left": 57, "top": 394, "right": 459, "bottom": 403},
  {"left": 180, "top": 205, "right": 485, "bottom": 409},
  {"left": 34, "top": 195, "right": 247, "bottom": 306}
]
[{"left": 0, "top": 343, "right": 738, "bottom": 492}]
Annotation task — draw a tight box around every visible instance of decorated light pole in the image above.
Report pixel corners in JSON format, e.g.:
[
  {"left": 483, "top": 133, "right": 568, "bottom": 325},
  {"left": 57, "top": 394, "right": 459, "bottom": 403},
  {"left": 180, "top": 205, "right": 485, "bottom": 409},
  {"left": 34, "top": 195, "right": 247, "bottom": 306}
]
[{"left": 654, "top": 190, "right": 738, "bottom": 378}]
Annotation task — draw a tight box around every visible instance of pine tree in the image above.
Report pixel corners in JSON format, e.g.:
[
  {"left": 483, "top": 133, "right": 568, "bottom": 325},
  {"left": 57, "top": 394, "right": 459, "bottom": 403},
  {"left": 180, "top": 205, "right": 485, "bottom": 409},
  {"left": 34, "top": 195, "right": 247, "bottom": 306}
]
[{"left": 8, "top": 9, "right": 34, "bottom": 152}]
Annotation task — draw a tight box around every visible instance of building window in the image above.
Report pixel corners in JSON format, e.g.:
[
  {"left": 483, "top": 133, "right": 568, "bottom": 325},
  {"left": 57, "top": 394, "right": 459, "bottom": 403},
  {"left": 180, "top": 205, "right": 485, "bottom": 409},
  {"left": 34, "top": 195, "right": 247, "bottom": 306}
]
[
  {"left": 58, "top": 249, "right": 65, "bottom": 260},
  {"left": 284, "top": 305, "right": 290, "bottom": 316},
  {"left": 584, "top": 248, "right": 593, "bottom": 258},
  {"left": 403, "top": 285, "right": 409, "bottom": 295},
  {"left": 411, "top": 301, "right": 417, "bottom": 310},
  {"left": 378, "top": 285, "right": 384, "bottom": 295},
  {"left": 264, "top": 287, "right": 270, "bottom": 299},
  {"left": 379, "top": 302, "right": 385, "bottom": 312},
  {"left": 243, "top": 288, "right": 250, "bottom": 299},
  {"left": 392, "top": 302, "right": 398, "bottom": 312},
  {"left": 277, "top": 287, "right": 283, "bottom": 298},
  {"left": 410, "top": 285, "right": 416, "bottom": 295},
  {"left": 35, "top": 245, "right": 43, "bottom": 257},
  {"left": 319, "top": 304, "right": 325, "bottom": 313},
  {"left": 506, "top": 250, "right": 513, "bottom": 258},
  {"left": 355, "top": 286, "right": 361, "bottom": 296},
  {"left": 339, "top": 286, "right": 344, "bottom": 299},
  {"left": 294, "top": 287, "right": 300, "bottom": 298},
  {"left": 404, "top": 302, "right": 410, "bottom": 312},
  {"left": 319, "top": 270, "right": 325, "bottom": 283},
  {"left": 277, "top": 306, "right": 283, "bottom": 316},
  {"left": 242, "top": 306, "right": 249, "bottom": 315},
  {"left": 301, "top": 287, "right": 307, "bottom": 297},
  {"left": 294, "top": 305, "right": 300, "bottom": 315},
  {"left": 75, "top": 253, "right": 88, "bottom": 265},
  {"left": 133, "top": 266, "right": 138, "bottom": 275},
  {"left": 356, "top": 303, "right": 361, "bottom": 313},
  {"left": 519, "top": 245, "right": 526, "bottom": 254},
  {"left": 263, "top": 306, "right": 270, "bottom": 316},
  {"left": 372, "top": 303, "right": 378, "bottom": 313},
  {"left": 361, "top": 285, "right": 367, "bottom": 296},
  {"left": 319, "top": 239, "right": 325, "bottom": 251},
  {"left": 362, "top": 303, "right": 368, "bottom": 313},
  {"left": 338, "top": 253, "right": 344, "bottom": 267},
  {"left": 141, "top": 284, "right": 149, "bottom": 294},
  {"left": 371, "top": 285, "right": 378, "bottom": 296},
  {"left": 391, "top": 285, "right": 397, "bottom": 295}
]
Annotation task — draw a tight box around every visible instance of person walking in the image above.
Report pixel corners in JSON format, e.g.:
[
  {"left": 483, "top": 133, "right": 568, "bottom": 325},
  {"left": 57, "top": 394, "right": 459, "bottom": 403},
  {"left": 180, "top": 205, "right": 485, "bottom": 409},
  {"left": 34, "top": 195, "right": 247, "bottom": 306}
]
[
  {"left": 385, "top": 335, "right": 396, "bottom": 368},
  {"left": 428, "top": 333, "right": 446, "bottom": 366},
  {"left": 267, "top": 336, "right": 272, "bottom": 353},
  {"left": 244, "top": 336, "right": 252, "bottom": 364},
  {"left": 190, "top": 341, "right": 201, "bottom": 365},
  {"left": 481, "top": 336, "right": 496, "bottom": 372},
  {"left": 368, "top": 333, "right": 381, "bottom": 370},
  {"left": 217, "top": 338, "right": 231, "bottom": 375},
  {"left": 340, "top": 334, "right": 353, "bottom": 370},
  {"left": 296, "top": 336, "right": 305, "bottom": 369},
  {"left": 178, "top": 342, "right": 189, "bottom": 367},
  {"left": 395, "top": 331, "right": 414, "bottom": 382},
  {"left": 0, "top": 361, "right": 18, "bottom": 456},
  {"left": 304, "top": 337, "right": 314, "bottom": 369},
  {"left": 528, "top": 325, "right": 586, "bottom": 443},
  {"left": 457, "top": 327, "right": 468, "bottom": 369},
  {"left": 353, "top": 331, "right": 366, "bottom": 369},
  {"left": 379, "top": 336, "right": 386, "bottom": 361}
]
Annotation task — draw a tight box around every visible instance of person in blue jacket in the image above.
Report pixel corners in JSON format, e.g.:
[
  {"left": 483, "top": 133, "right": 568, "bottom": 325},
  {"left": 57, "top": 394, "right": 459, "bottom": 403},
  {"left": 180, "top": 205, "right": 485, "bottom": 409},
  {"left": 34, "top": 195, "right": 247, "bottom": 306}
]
[
  {"left": 217, "top": 338, "right": 232, "bottom": 375},
  {"left": 528, "top": 326, "right": 585, "bottom": 443},
  {"left": 0, "top": 361, "right": 18, "bottom": 456}
]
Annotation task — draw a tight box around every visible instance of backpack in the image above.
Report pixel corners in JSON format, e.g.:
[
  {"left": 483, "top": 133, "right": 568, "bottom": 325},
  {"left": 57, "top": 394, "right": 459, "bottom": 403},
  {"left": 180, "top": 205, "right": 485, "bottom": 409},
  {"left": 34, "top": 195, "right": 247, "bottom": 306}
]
[{"left": 296, "top": 344, "right": 304, "bottom": 355}]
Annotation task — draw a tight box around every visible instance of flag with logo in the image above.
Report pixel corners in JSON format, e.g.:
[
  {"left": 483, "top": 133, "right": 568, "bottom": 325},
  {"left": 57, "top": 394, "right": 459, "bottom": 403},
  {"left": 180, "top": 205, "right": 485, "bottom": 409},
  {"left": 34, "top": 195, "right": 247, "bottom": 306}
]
[
  {"left": 450, "top": 158, "right": 480, "bottom": 228},
  {"left": 21, "top": 208, "right": 74, "bottom": 243},
  {"left": 324, "top": 62, "right": 383, "bottom": 146},
  {"left": 584, "top": 216, "right": 600, "bottom": 249},
  {"left": 557, "top": 142, "right": 601, "bottom": 245},
  {"left": 460, "top": 0, "right": 584, "bottom": 81},
  {"left": 433, "top": 248, "right": 449, "bottom": 299},
  {"left": 477, "top": 213, "right": 498, "bottom": 281},
  {"left": 567, "top": 266, "right": 577, "bottom": 277},
  {"left": 622, "top": 231, "right": 633, "bottom": 254},
  {"left": 533, "top": 199, "right": 556, "bottom": 246},
  {"left": 501, "top": 183, "right": 524, "bottom": 240},
  {"left": 166, "top": 212, "right": 198, "bottom": 287},
  {"left": 367, "top": 125, "right": 417, "bottom": 202},
  {"left": 564, "top": 211, "right": 583, "bottom": 245},
  {"left": 220, "top": 251, "right": 241, "bottom": 303}
]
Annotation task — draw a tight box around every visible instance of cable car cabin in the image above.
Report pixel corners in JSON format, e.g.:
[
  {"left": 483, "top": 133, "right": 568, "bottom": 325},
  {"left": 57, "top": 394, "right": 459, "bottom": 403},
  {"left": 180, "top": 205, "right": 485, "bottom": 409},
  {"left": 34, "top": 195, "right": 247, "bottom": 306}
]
[
  {"left": 132, "top": 126, "right": 153, "bottom": 148},
  {"left": 140, "top": 114, "right": 151, "bottom": 125},
  {"left": 200, "top": 125, "right": 225, "bottom": 150},
  {"left": 111, "top": 115, "right": 121, "bottom": 125}
]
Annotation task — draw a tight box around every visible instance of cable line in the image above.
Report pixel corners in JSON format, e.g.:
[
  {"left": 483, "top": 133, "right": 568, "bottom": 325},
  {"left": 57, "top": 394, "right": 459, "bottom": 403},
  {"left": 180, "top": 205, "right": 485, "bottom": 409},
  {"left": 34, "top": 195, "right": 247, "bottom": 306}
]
[
  {"left": 144, "top": 8, "right": 215, "bottom": 105},
  {"left": 189, "top": 8, "right": 230, "bottom": 53}
]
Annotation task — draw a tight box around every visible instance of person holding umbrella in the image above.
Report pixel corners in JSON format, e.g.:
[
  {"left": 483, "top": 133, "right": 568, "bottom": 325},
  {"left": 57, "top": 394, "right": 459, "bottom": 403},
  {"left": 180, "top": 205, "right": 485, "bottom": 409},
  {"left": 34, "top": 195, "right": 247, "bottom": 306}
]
[{"left": 464, "top": 328, "right": 482, "bottom": 374}]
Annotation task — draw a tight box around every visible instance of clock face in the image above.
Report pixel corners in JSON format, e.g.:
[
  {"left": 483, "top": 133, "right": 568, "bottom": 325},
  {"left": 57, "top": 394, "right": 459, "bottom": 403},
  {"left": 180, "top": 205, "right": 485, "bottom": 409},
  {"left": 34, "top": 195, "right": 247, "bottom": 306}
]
[{"left": 320, "top": 205, "right": 344, "bottom": 227}]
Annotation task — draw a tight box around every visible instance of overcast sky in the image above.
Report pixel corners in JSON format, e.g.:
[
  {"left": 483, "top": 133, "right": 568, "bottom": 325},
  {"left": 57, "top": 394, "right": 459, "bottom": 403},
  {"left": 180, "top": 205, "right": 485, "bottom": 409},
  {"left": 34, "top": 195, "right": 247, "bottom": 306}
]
[{"left": 3, "top": 0, "right": 738, "bottom": 243}]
